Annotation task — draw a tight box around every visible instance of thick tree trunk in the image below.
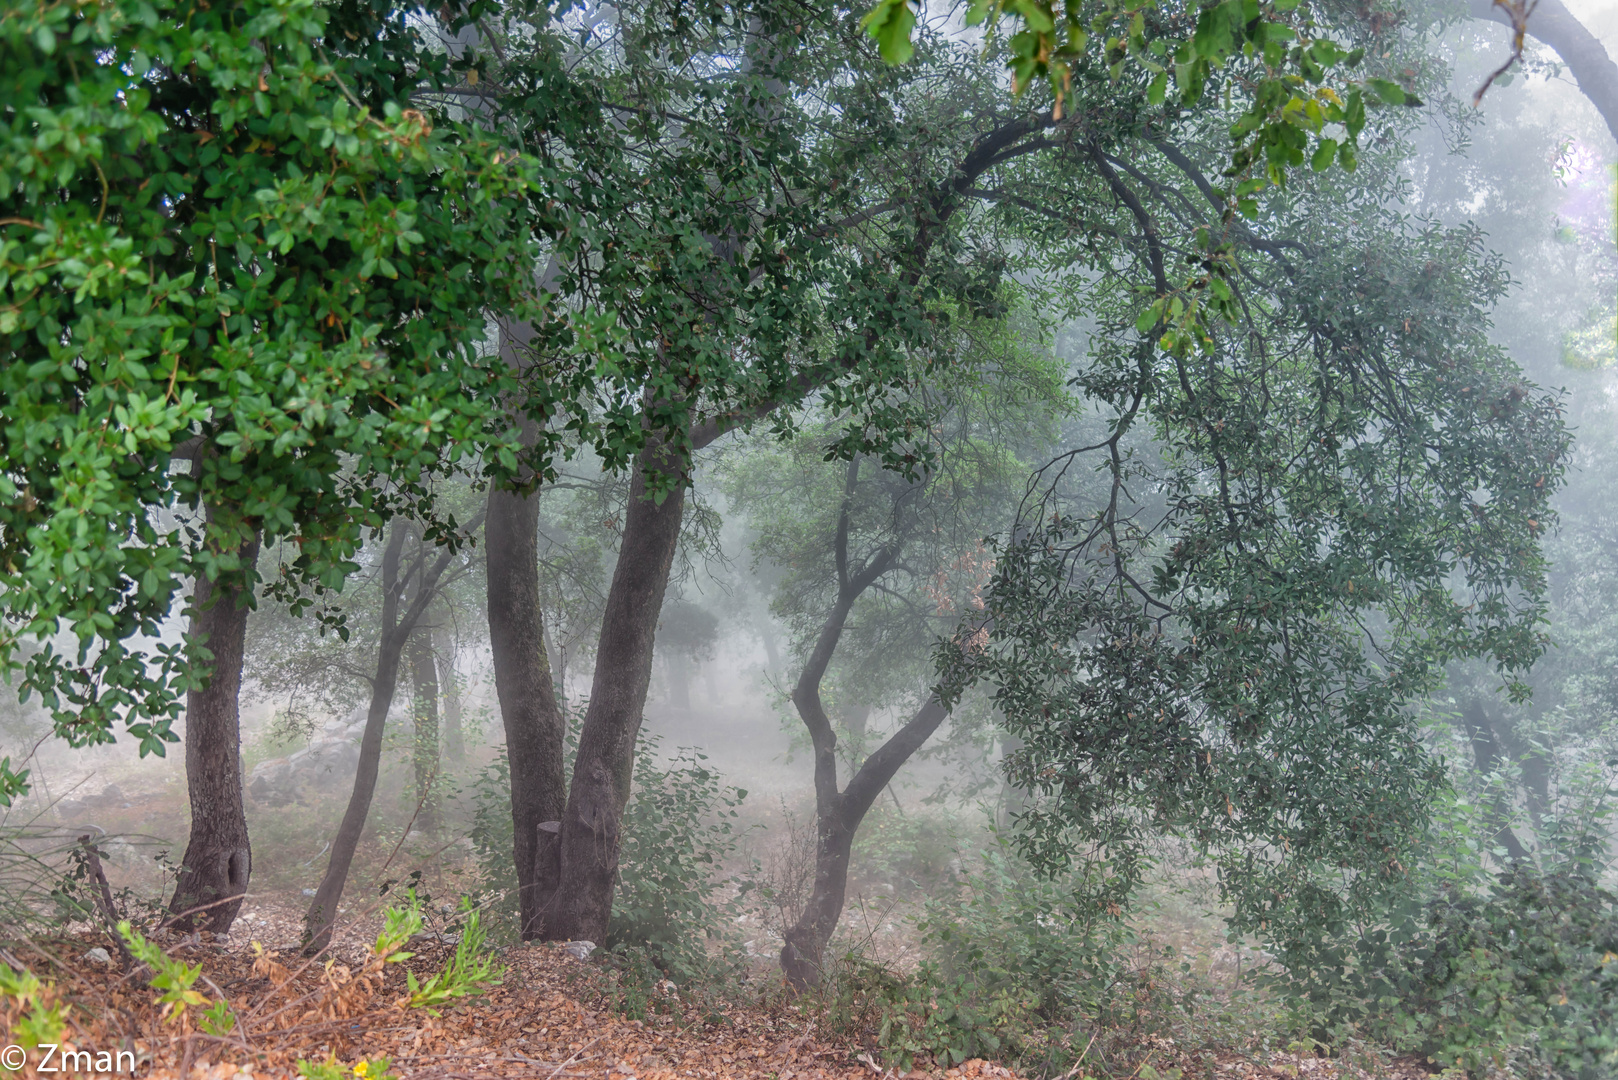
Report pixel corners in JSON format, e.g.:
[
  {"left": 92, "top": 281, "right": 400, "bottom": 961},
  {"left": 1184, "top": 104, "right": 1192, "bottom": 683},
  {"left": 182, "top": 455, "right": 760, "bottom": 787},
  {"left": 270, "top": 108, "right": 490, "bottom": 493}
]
[
  {"left": 408, "top": 630, "right": 441, "bottom": 833},
  {"left": 169, "top": 520, "right": 261, "bottom": 935},
  {"left": 486, "top": 484, "right": 569, "bottom": 940},
  {"left": 531, "top": 443, "right": 686, "bottom": 943},
  {"left": 435, "top": 628, "right": 465, "bottom": 763},
  {"left": 1471, "top": 0, "right": 1618, "bottom": 144}
]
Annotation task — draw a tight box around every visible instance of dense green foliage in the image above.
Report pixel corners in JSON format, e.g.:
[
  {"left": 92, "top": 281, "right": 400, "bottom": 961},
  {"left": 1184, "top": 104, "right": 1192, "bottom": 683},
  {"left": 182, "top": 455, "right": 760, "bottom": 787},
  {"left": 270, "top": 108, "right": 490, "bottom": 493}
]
[
  {"left": 0, "top": 0, "right": 549, "bottom": 799},
  {"left": 1269, "top": 770, "right": 1618, "bottom": 1078}
]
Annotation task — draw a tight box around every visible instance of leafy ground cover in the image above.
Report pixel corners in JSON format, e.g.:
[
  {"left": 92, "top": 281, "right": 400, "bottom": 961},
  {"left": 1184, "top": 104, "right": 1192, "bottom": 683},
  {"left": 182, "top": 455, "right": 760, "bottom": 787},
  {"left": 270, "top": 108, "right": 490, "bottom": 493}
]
[{"left": 0, "top": 927, "right": 1439, "bottom": 1080}]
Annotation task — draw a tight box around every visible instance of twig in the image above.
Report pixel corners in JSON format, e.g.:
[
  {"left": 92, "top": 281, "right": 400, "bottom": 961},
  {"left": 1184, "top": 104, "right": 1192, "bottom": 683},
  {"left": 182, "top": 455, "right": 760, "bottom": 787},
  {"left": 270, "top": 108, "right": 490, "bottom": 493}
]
[
  {"left": 1474, "top": 0, "right": 1541, "bottom": 106},
  {"left": 77, "top": 834, "right": 146, "bottom": 978},
  {"left": 546, "top": 1036, "right": 600, "bottom": 1080}
]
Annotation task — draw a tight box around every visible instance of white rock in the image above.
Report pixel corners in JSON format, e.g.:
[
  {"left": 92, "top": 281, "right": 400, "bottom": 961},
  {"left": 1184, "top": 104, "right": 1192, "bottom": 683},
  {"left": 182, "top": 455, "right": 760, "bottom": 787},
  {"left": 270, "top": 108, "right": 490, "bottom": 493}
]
[
  {"left": 560, "top": 940, "right": 596, "bottom": 960},
  {"left": 82, "top": 947, "right": 113, "bottom": 967}
]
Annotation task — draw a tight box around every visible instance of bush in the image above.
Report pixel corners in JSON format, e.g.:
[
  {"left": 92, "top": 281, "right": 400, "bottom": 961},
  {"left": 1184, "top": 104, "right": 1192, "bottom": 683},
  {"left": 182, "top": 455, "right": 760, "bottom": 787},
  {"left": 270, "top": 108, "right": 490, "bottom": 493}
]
[
  {"left": 607, "top": 739, "right": 750, "bottom": 983},
  {"left": 469, "top": 733, "right": 750, "bottom": 981},
  {"left": 814, "top": 836, "right": 1153, "bottom": 1075},
  {"left": 1269, "top": 782, "right": 1618, "bottom": 1079}
]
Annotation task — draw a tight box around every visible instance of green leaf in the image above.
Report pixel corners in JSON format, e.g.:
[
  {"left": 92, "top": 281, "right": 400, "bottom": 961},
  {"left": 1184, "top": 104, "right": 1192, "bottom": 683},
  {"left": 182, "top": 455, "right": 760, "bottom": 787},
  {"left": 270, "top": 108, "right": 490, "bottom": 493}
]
[
  {"left": 1147, "top": 70, "right": 1168, "bottom": 105},
  {"left": 1366, "top": 77, "right": 1407, "bottom": 106},
  {"left": 1311, "top": 138, "right": 1338, "bottom": 172},
  {"left": 860, "top": 0, "right": 917, "bottom": 65}
]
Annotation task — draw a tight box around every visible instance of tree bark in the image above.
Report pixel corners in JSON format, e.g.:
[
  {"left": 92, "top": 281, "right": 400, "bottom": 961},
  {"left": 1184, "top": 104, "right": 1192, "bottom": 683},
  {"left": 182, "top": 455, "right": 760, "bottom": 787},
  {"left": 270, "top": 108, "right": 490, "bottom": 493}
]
[
  {"left": 408, "top": 630, "right": 441, "bottom": 833},
  {"left": 435, "top": 627, "right": 465, "bottom": 763},
  {"left": 168, "top": 516, "right": 260, "bottom": 935},
  {"left": 531, "top": 441, "right": 686, "bottom": 943},
  {"left": 1472, "top": 0, "right": 1618, "bottom": 144},
  {"left": 487, "top": 483, "right": 569, "bottom": 940}
]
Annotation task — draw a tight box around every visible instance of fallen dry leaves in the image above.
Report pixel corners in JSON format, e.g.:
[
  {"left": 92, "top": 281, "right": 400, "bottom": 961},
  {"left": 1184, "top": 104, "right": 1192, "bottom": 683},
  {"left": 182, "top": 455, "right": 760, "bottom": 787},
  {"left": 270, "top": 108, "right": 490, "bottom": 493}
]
[{"left": 0, "top": 933, "right": 1439, "bottom": 1080}]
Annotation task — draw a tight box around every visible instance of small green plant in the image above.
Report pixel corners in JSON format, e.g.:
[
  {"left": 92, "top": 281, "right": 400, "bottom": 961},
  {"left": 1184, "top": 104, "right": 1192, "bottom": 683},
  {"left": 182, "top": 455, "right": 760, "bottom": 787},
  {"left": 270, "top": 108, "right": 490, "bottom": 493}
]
[
  {"left": 118, "top": 920, "right": 212, "bottom": 1026},
  {"left": 296, "top": 1054, "right": 396, "bottom": 1080},
  {"left": 374, "top": 889, "right": 504, "bottom": 1013},
  {"left": 403, "top": 899, "right": 504, "bottom": 1014},
  {"left": 199, "top": 998, "right": 237, "bottom": 1036},
  {"left": 0, "top": 962, "right": 67, "bottom": 1050}
]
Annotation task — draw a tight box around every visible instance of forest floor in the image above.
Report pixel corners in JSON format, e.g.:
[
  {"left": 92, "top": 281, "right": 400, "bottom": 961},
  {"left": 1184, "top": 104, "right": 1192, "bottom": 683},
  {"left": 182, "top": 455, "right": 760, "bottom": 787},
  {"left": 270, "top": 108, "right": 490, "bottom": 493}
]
[{"left": 1, "top": 921, "right": 1445, "bottom": 1080}]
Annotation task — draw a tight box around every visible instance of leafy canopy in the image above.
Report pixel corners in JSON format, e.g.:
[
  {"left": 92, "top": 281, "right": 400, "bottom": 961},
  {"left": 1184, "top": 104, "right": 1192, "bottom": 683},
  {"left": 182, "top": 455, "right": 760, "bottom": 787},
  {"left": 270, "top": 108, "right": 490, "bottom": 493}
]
[{"left": 0, "top": 0, "right": 550, "bottom": 802}]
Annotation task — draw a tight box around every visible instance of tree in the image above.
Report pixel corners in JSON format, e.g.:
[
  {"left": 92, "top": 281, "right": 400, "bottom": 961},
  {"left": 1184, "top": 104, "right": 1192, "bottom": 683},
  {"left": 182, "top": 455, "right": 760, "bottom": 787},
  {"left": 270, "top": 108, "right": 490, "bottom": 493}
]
[
  {"left": 464, "top": 0, "right": 960, "bottom": 942},
  {"left": 459, "top": 0, "right": 1564, "bottom": 948},
  {"left": 301, "top": 510, "right": 484, "bottom": 952},
  {"left": 0, "top": 0, "right": 545, "bottom": 931},
  {"left": 724, "top": 310, "right": 1069, "bottom": 986},
  {"left": 936, "top": 149, "right": 1570, "bottom": 956}
]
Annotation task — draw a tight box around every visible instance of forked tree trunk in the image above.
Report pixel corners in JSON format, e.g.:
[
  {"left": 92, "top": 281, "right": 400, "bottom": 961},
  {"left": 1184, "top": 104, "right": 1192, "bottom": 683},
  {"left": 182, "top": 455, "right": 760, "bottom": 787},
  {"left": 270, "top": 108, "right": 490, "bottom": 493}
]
[
  {"left": 408, "top": 631, "right": 441, "bottom": 833},
  {"left": 169, "top": 517, "right": 260, "bottom": 935},
  {"left": 777, "top": 460, "right": 952, "bottom": 988},
  {"left": 780, "top": 696, "right": 947, "bottom": 987},
  {"left": 530, "top": 442, "right": 686, "bottom": 943},
  {"left": 486, "top": 484, "right": 569, "bottom": 940}
]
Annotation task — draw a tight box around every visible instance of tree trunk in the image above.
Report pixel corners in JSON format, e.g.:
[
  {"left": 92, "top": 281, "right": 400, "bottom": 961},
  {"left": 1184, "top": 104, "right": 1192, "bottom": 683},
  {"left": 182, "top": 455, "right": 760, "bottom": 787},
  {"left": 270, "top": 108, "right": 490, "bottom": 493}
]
[
  {"left": 303, "top": 514, "right": 480, "bottom": 953},
  {"left": 531, "top": 443, "right": 686, "bottom": 943},
  {"left": 408, "top": 630, "right": 441, "bottom": 833},
  {"left": 777, "top": 459, "right": 953, "bottom": 988},
  {"left": 758, "top": 618, "right": 782, "bottom": 676},
  {"left": 486, "top": 484, "right": 569, "bottom": 940},
  {"left": 303, "top": 525, "right": 410, "bottom": 953},
  {"left": 1471, "top": 0, "right": 1618, "bottom": 145},
  {"left": 1461, "top": 699, "right": 1531, "bottom": 862},
  {"left": 435, "top": 627, "right": 464, "bottom": 763},
  {"left": 169, "top": 519, "right": 261, "bottom": 935}
]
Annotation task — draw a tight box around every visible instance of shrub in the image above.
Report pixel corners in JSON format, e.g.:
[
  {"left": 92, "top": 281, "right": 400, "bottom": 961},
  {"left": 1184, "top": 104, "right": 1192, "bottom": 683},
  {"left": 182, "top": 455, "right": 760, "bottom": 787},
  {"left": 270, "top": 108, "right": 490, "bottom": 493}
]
[
  {"left": 607, "top": 740, "right": 750, "bottom": 983},
  {"left": 469, "top": 732, "right": 751, "bottom": 980},
  {"left": 1269, "top": 780, "right": 1618, "bottom": 1079},
  {"left": 811, "top": 836, "right": 1153, "bottom": 1075}
]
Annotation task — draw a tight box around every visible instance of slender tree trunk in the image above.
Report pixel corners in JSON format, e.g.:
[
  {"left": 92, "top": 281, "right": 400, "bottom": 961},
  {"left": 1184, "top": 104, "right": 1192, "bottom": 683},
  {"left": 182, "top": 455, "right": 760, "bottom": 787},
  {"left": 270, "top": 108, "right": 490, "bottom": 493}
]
[
  {"left": 781, "top": 695, "right": 948, "bottom": 988},
  {"left": 776, "top": 458, "right": 953, "bottom": 988},
  {"left": 408, "top": 630, "right": 441, "bottom": 833},
  {"left": 487, "top": 484, "right": 569, "bottom": 940},
  {"left": 303, "top": 526, "right": 410, "bottom": 953},
  {"left": 304, "top": 514, "right": 480, "bottom": 953},
  {"left": 169, "top": 518, "right": 261, "bottom": 935},
  {"left": 1461, "top": 699, "right": 1531, "bottom": 862},
  {"left": 531, "top": 442, "right": 686, "bottom": 943},
  {"left": 435, "top": 627, "right": 464, "bottom": 763},
  {"left": 758, "top": 619, "right": 782, "bottom": 676},
  {"left": 665, "top": 653, "right": 692, "bottom": 711}
]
